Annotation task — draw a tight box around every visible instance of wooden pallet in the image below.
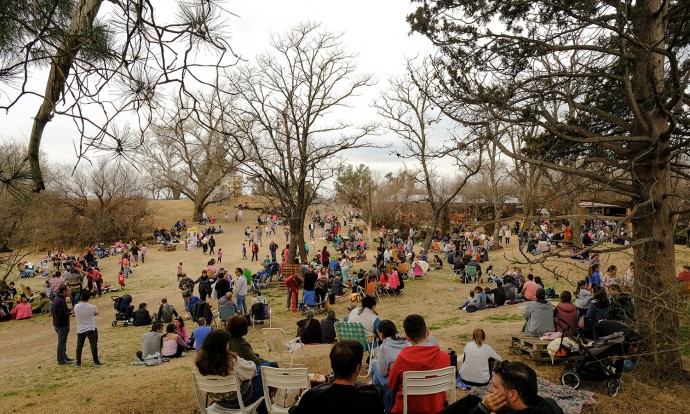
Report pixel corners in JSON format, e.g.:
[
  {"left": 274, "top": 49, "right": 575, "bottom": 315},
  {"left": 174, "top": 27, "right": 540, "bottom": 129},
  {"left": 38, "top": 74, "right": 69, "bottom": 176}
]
[
  {"left": 510, "top": 335, "right": 583, "bottom": 364},
  {"left": 511, "top": 334, "right": 550, "bottom": 351}
]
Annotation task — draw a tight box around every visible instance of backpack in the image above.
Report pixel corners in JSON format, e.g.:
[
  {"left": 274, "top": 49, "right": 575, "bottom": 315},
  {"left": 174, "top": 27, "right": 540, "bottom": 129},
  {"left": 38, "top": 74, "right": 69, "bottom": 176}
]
[
  {"left": 144, "top": 352, "right": 163, "bottom": 366},
  {"left": 545, "top": 287, "right": 558, "bottom": 299}
]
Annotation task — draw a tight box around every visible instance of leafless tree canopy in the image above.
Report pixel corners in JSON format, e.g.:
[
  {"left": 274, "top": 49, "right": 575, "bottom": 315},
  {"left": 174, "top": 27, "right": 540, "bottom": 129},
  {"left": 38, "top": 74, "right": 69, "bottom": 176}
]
[
  {"left": 375, "top": 60, "right": 482, "bottom": 249},
  {"left": 144, "top": 93, "right": 237, "bottom": 220},
  {"left": 223, "top": 22, "right": 376, "bottom": 262}
]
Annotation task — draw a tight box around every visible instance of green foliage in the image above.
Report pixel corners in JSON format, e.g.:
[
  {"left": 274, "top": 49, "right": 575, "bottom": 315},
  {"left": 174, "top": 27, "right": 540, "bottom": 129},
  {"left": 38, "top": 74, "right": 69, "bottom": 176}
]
[{"left": 334, "top": 164, "right": 372, "bottom": 209}]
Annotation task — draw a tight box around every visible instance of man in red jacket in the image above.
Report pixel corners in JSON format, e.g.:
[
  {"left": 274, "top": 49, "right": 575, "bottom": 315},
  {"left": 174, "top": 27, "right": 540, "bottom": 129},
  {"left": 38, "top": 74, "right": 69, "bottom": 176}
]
[{"left": 388, "top": 314, "right": 451, "bottom": 414}]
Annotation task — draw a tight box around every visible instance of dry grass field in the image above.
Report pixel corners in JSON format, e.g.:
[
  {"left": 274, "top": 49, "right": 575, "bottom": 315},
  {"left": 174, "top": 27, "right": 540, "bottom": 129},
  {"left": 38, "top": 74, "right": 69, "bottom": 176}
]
[{"left": 1, "top": 199, "right": 689, "bottom": 413}]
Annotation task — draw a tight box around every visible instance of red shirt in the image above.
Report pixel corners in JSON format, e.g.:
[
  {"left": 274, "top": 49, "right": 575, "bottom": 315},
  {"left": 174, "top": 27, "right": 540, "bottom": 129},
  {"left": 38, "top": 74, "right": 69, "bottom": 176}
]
[
  {"left": 88, "top": 270, "right": 102, "bottom": 281},
  {"left": 679, "top": 270, "right": 690, "bottom": 282}
]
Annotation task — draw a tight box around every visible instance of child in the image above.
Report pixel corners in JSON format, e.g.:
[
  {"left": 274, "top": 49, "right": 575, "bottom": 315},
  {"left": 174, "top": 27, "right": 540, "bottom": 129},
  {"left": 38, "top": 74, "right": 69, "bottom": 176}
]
[
  {"left": 177, "top": 262, "right": 183, "bottom": 281},
  {"left": 118, "top": 270, "right": 126, "bottom": 289},
  {"left": 217, "top": 249, "right": 223, "bottom": 264},
  {"left": 242, "top": 243, "right": 247, "bottom": 260}
]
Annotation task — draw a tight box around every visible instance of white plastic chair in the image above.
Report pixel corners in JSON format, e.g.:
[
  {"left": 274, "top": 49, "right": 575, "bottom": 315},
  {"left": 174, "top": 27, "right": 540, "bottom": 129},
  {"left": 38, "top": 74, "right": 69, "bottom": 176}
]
[
  {"left": 402, "top": 366, "right": 457, "bottom": 414},
  {"left": 261, "top": 328, "right": 305, "bottom": 368},
  {"left": 260, "top": 366, "right": 311, "bottom": 414},
  {"left": 192, "top": 368, "right": 264, "bottom": 413}
]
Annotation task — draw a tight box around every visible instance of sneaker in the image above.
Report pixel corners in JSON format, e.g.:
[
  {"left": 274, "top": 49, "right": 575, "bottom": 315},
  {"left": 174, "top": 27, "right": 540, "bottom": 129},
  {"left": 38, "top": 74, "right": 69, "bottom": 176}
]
[
  {"left": 64, "top": 357, "right": 74, "bottom": 362},
  {"left": 58, "top": 361, "right": 72, "bottom": 365},
  {"left": 75, "top": 363, "right": 81, "bottom": 368},
  {"left": 93, "top": 362, "right": 105, "bottom": 367}
]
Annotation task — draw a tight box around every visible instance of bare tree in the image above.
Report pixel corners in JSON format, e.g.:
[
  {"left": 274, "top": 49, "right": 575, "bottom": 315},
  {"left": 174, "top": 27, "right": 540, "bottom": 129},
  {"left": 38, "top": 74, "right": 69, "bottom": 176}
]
[
  {"left": 0, "top": 0, "right": 235, "bottom": 192},
  {"left": 375, "top": 61, "right": 482, "bottom": 250},
  {"left": 144, "top": 94, "right": 237, "bottom": 221},
  {"left": 224, "top": 22, "right": 376, "bottom": 263}
]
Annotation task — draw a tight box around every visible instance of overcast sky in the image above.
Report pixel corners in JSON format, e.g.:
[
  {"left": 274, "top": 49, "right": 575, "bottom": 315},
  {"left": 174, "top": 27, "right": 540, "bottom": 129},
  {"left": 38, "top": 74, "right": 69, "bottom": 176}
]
[{"left": 0, "top": 0, "right": 450, "bottom": 176}]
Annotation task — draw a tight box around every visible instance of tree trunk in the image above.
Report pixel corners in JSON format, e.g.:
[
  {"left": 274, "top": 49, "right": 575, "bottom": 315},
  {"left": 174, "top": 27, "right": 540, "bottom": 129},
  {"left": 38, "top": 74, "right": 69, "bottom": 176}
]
[
  {"left": 631, "top": 172, "right": 682, "bottom": 376},
  {"left": 288, "top": 212, "right": 306, "bottom": 264},
  {"left": 172, "top": 188, "right": 181, "bottom": 200},
  {"left": 193, "top": 199, "right": 204, "bottom": 222},
  {"left": 28, "top": 0, "right": 103, "bottom": 192}
]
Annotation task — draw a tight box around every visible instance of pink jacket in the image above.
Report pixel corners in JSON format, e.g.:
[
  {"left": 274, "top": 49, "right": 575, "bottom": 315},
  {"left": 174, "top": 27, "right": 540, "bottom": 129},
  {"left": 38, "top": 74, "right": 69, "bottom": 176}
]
[{"left": 11, "top": 303, "right": 32, "bottom": 320}]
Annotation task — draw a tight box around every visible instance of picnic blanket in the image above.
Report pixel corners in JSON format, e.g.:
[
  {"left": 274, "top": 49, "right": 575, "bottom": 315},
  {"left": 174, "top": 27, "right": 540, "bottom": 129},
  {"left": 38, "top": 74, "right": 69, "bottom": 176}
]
[{"left": 470, "top": 377, "right": 596, "bottom": 414}]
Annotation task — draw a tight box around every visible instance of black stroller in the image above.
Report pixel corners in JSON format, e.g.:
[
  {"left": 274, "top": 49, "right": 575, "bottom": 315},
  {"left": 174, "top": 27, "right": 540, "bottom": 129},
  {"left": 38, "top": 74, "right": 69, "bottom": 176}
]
[
  {"left": 559, "top": 319, "right": 638, "bottom": 396},
  {"left": 111, "top": 294, "right": 134, "bottom": 327}
]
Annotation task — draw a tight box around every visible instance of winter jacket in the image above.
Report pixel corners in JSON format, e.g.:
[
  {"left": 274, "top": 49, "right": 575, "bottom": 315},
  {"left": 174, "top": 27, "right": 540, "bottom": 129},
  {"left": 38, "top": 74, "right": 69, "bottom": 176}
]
[
  {"left": 523, "top": 300, "right": 555, "bottom": 337},
  {"left": 553, "top": 302, "right": 579, "bottom": 333},
  {"left": 575, "top": 288, "right": 592, "bottom": 310},
  {"left": 132, "top": 308, "right": 152, "bottom": 326},
  {"left": 376, "top": 336, "right": 409, "bottom": 377}
]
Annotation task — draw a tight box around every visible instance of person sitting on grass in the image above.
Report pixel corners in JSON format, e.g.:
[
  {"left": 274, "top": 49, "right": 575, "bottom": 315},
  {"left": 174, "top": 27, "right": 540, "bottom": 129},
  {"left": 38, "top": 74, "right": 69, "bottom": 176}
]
[
  {"left": 10, "top": 295, "right": 32, "bottom": 320},
  {"left": 458, "top": 328, "right": 502, "bottom": 387},
  {"left": 32, "top": 292, "right": 52, "bottom": 314},
  {"left": 523, "top": 288, "right": 555, "bottom": 337},
  {"left": 161, "top": 323, "right": 187, "bottom": 358},
  {"left": 297, "top": 309, "right": 322, "bottom": 344},
  {"left": 137, "top": 321, "right": 165, "bottom": 361},
  {"left": 190, "top": 317, "right": 212, "bottom": 350},
  {"left": 132, "top": 303, "right": 152, "bottom": 326}
]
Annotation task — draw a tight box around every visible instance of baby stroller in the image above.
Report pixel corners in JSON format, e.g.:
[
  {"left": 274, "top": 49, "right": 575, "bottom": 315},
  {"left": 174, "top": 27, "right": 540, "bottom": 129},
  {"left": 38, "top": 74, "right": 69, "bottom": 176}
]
[
  {"left": 559, "top": 319, "right": 639, "bottom": 397},
  {"left": 111, "top": 294, "right": 134, "bottom": 327}
]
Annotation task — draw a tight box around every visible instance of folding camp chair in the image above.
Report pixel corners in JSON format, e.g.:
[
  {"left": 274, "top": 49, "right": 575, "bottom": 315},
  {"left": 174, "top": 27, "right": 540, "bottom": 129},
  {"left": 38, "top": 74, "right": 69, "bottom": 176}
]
[
  {"left": 464, "top": 266, "right": 477, "bottom": 284},
  {"left": 192, "top": 368, "right": 264, "bottom": 414},
  {"left": 334, "top": 322, "right": 376, "bottom": 377},
  {"left": 260, "top": 366, "right": 311, "bottom": 414},
  {"left": 449, "top": 269, "right": 463, "bottom": 282},
  {"left": 261, "top": 328, "right": 304, "bottom": 368},
  {"left": 402, "top": 366, "right": 456, "bottom": 414}
]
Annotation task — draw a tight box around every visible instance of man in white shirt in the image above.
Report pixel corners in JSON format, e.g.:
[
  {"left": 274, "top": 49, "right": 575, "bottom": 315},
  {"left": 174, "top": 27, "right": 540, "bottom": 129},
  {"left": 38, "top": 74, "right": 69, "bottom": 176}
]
[{"left": 74, "top": 291, "right": 104, "bottom": 368}]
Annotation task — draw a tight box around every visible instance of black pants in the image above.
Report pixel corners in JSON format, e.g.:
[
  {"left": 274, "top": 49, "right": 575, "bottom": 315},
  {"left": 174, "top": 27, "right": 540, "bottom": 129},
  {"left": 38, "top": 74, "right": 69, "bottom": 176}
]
[{"left": 76, "top": 329, "right": 100, "bottom": 365}]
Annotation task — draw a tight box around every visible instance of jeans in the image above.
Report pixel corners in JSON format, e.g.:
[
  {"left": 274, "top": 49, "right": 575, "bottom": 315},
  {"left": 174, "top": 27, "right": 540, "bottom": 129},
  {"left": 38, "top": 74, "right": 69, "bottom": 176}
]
[
  {"left": 70, "top": 290, "right": 81, "bottom": 308},
  {"left": 371, "top": 361, "right": 389, "bottom": 389},
  {"left": 236, "top": 295, "right": 248, "bottom": 315},
  {"left": 76, "top": 329, "right": 100, "bottom": 365},
  {"left": 124, "top": 267, "right": 131, "bottom": 278},
  {"left": 55, "top": 326, "right": 70, "bottom": 362},
  {"left": 251, "top": 361, "right": 279, "bottom": 403}
]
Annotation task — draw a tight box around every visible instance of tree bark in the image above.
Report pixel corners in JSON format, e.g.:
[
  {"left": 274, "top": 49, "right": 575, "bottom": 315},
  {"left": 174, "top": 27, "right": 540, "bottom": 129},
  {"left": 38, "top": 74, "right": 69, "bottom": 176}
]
[{"left": 28, "top": 0, "right": 103, "bottom": 192}]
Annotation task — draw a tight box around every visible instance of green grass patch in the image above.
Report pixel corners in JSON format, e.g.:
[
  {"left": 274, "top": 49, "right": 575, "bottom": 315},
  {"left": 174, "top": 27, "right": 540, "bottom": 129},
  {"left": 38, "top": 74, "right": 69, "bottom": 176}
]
[
  {"left": 428, "top": 317, "right": 467, "bottom": 331},
  {"left": 456, "top": 333, "right": 472, "bottom": 342},
  {"left": 481, "top": 314, "right": 524, "bottom": 323},
  {"left": 1, "top": 390, "right": 20, "bottom": 398},
  {"left": 680, "top": 325, "right": 690, "bottom": 356},
  {"left": 33, "top": 383, "right": 61, "bottom": 394}
]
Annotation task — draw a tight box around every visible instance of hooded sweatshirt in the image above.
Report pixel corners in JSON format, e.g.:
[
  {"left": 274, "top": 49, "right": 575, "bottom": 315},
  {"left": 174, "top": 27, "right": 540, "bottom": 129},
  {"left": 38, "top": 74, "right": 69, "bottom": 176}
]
[
  {"left": 554, "top": 302, "right": 579, "bottom": 333},
  {"left": 376, "top": 336, "right": 409, "bottom": 377},
  {"left": 523, "top": 299, "right": 555, "bottom": 337},
  {"left": 389, "top": 344, "right": 451, "bottom": 414}
]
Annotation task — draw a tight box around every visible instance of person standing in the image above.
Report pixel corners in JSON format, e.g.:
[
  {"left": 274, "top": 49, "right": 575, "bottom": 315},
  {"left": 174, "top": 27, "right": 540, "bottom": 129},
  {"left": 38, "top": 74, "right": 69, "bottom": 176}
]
[
  {"left": 130, "top": 244, "right": 140, "bottom": 267},
  {"left": 234, "top": 268, "right": 248, "bottom": 315},
  {"left": 65, "top": 269, "right": 83, "bottom": 308},
  {"left": 51, "top": 285, "right": 73, "bottom": 365},
  {"left": 251, "top": 242, "right": 259, "bottom": 261},
  {"left": 269, "top": 241, "right": 278, "bottom": 262},
  {"left": 208, "top": 236, "right": 216, "bottom": 255},
  {"left": 217, "top": 248, "right": 223, "bottom": 264},
  {"left": 74, "top": 291, "right": 104, "bottom": 367},
  {"left": 256, "top": 226, "right": 263, "bottom": 247},
  {"left": 201, "top": 235, "right": 209, "bottom": 254},
  {"left": 140, "top": 244, "right": 147, "bottom": 264}
]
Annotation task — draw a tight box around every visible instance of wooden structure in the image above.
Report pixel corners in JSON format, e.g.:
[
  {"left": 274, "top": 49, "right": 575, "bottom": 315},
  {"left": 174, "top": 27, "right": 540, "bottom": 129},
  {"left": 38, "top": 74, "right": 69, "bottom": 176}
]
[{"left": 510, "top": 334, "right": 582, "bottom": 364}]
